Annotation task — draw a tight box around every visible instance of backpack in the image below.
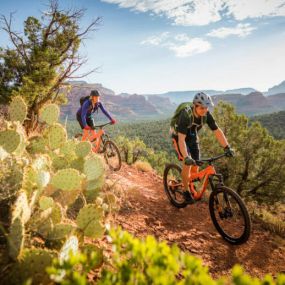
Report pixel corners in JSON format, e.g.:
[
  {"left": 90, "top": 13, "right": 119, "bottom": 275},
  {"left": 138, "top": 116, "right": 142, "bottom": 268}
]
[
  {"left": 170, "top": 102, "right": 207, "bottom": 133},
  {"left": 80, "top": 96, "right": 90, "bottom": 106}
]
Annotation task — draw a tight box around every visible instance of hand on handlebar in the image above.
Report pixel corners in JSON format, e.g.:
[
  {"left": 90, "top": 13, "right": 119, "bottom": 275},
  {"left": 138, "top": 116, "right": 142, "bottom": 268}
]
[
  {"left": 111, "top": 118, "right": 117, "bottom": 125},
  {"left": 184, "top": 156, "right": 196, "bottom": 166},
  {"left": 224, "top": 145, "right": 235, "bottom": 157}
]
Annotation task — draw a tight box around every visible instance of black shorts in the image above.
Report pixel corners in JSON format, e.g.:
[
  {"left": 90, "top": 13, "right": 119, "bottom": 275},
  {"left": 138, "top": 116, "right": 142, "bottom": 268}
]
[
  {"left": 171, "top": 134, "right": 200, "bottom": 161},
  {"left": 76, "top": 112, "right": 95, "bottom": 129}
]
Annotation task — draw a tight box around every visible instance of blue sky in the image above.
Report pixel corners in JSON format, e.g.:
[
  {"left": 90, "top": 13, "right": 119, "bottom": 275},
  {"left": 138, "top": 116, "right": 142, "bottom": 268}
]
[{"left": 1, "top": 0, "right": 285, "bottom": 94}]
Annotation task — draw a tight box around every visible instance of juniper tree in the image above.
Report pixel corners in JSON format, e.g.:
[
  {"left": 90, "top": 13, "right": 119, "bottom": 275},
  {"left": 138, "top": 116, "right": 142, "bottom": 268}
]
[{"left": 0, "top": 0, "right": 100, "bottom": 132}]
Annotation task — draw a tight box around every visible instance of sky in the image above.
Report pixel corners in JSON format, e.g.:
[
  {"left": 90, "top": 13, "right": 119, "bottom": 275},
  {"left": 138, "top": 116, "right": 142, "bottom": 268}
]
[{"left": 1, "top": 0, "right": 285, "bottom": 94}]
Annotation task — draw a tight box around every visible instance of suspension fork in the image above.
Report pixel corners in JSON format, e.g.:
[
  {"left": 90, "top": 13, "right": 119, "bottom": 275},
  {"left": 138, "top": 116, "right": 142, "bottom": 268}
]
[{"left": 209, "top": 174, "right": 225, "bottom": 212}]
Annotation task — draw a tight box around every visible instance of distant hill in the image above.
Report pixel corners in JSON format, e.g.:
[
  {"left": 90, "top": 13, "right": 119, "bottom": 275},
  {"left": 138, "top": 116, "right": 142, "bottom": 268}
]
[
  {"left": 266, "top": 81, "right": 285, "bottom": 95},
  {"left": 251, "top": 110, "right": 285, "bottom": 139},
  {"left": 61, "top": 82, "right": 176, "bottom": 121},
  {"left": 61, "top": 81, "right": 285, "bottom": 120}
]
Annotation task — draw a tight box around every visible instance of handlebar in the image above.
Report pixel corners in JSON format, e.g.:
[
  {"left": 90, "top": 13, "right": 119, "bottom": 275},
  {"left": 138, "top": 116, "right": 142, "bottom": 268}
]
[
  {"left": 92, "top": 122, "right": 112, "bottom": 129},
  {"left": 196, "top": 153, "right": 227, "bottom": 166}
]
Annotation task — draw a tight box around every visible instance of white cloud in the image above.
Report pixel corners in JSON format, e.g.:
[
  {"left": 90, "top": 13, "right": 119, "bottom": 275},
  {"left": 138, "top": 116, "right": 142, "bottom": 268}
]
[
  {"left": 207, "top": 23, "right": 256, "bottom": 38},
  {"left": 101, "top": 0, "right": 285, "bottom": 26},
  {"left": 140, "top": 32, "right": 170, "bottom": 45},
  {"left": 141, "top": 32, "right": 212, "bottom": 57},
  {"left": 169, "top": 38, "right": 212, "bottom": 57}
]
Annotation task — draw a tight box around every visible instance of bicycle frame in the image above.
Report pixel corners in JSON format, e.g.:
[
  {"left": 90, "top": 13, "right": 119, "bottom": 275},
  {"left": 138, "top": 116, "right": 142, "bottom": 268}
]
[
  {"left": 189, "top": 165, "right": 217, "bottom": 200},
  {"left": 81, "top": 128, "right": 108, "bottom": 153}
]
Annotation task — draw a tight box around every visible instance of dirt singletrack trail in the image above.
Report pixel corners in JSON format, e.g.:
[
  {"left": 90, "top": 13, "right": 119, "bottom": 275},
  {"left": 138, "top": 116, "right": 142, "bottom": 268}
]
[{"left": 106, "top": 163, "right": 285, "bottom": 278}]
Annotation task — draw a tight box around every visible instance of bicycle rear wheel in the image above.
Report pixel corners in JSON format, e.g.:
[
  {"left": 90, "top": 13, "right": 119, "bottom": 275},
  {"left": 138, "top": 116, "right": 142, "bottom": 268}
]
[
  {"left": 163, "top": 164, "right": 187, "bottom": 208},
  {"left": 103, "top": 140, "right": 121, "bottom": 171},
  {"left": 209, "top": 186, "right": 251, "bottom": 245}
]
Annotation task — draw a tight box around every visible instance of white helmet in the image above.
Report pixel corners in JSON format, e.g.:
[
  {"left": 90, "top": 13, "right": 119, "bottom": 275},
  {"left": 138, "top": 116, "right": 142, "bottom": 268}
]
[{"left": 193, "top": 92, "right": 214, "bottom": 107}]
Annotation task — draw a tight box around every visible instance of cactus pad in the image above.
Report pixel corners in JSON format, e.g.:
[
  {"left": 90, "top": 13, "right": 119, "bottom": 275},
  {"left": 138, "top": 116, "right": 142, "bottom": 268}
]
[
  {"left": 39, "top": 196, "right": 55, "bottom": 210},
  {"left": 60, "top": 139, "right": 77, "bottom": 156},
  {"left": 53, "top": 188, "right": 81, "bottom": 207},
  {"left": 7, "top": 248, "right": 56, "bottom": 285},
  {"left": 26, "top": 136, "right": 46, "bottom": 154},
  {"left": 50, "top": 203, "right": 63, "bottom": 224},
  {"left": 84, "top": 154, "right": 105, "bottom": 181},
  {"left": 59, "top": 235, "right": 79, "bottom": 262},
  {"left": 75, "top": 141, "right": 92, "bottom": 158},
  {"left": 70, "top": 157, "right": 85, "bottom": 172},
  {"left": 37, "top": 170, "right": 51, "bottom": 189},
  {"left": 44, "top": 123, "right": 67, "bottom": 150},
  {"left": 9, "top": 96, "right": 27, "bottom": 124},
  {"left": 0, "top": 146, "right": 9, "bottom": 160},
  {"left": 76, "top": 204, "right": 105, "bottom": 238},
  {"left": 8, "top": 217, "right": 25, "bottom": 260},
  {"left": 11, "top": 191, "right": 31, "bottom": 224},
  {"left": 51, "top": 168, "right": 83, "bottom": 191},
  {"left": 47, "top": 223, "right": 75, "bottom": 240},
  {"left": 52, "top": 155, "right": 69, "bottom": 171},
  {"left": 39, "top": 103, "right": 60, "bottom": 125},
  {"left": 0, "top": 130, "right": 21, "bottom": 153},
  {"left": 32, "top": 155, "right": 50, "bottom": 171}
]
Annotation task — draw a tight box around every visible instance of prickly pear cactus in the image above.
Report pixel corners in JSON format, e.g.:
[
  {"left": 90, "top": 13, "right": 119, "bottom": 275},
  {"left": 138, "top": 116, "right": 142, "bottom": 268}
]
[
  {"left": 60, "top": 139, "right": 77, "bottom": 156},
  {"left": 5, "top": 248, "right": 56, "bottom": 285},
  {"left": 44, "top": 123, "right": 67, "bottom": 150},
  {"left": 70, "top": 157, "right": 85, "bottom": 172},
  {"left": 53, "top": 188, "right": 81, "bottom": 207},
  {"left": 51, "top": 155, "right": 69, "bottom": 171},
  {"left": 0, "top": 129, "right": 21, "bottom": 153},
  {"left": 26, "top": 136, "right": 46, "bottom": 154},
  {"left": 7, "top": 217, "right": 25, "bottom": 261},
  {"left": 22, "top": 166, "right": 38, "bottom": 197},
  {"left": 59, "top": 235, "right": 79, "bottom": 262},
  {"left": 50, "top": 203, "right": 63, "bottom": 224},
  {"left": 32, "top": 155, "right": 51, "bottom": 171},
  {"left": 76, "top": 204, "right": 105, "bottom": 238},
  {"left": 0, "top": 146, "right": 9, "bottom": 160},
  {"left": 39, "top": 103, "right": 60, "bottom": 125},
  {"left": 37, "top": 170, "right": 51, "bottom": 189},
  {"left": 39, "top": 196, "right": 55, "bottom": 210},
  {"left": 9, "top": 96, "right": 27, "bottom": 124},
  {"left": 75, "top": 141, "right": 92, "bottom": 158},
  {"left": 85, "top": 176, "right": 105, "bottom": 202},
  {"left": 51, "top": 168, "right": 83, "bottom": 191},
  {"left": 46, "top": 223, "right": 75, "bottom": 241},
  {"left": 84, "top": 154, "right": 105, "bottom": 181},
  {"left": 11, "top": 191, "right": 31, "bottom": 224}
]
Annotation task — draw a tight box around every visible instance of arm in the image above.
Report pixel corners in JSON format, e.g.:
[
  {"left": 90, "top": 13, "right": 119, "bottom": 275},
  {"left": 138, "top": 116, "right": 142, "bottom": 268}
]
[
  {"left": 178, "top": 132, "right": 189, "bottom": 159},
  {"left": 206, "top": 112, "right": 229, "bottom": 148},
  {"left": 81, "top": 100, "right": 90, "bottom": 128},
  {"left": 214, "top": 128, "right": 229, "bottom": 148},
  {"left": 98, "top": 102, "right": 113, "bottom": 121}
]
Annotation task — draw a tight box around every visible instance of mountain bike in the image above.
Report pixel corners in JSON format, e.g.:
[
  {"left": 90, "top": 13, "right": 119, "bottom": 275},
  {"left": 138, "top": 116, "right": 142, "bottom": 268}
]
[
  {"left": 163, "top": 153, "right": 251, "bottom": 245},
  {"left": 75, "top": 122, "right": 121, "bottom": 171}
]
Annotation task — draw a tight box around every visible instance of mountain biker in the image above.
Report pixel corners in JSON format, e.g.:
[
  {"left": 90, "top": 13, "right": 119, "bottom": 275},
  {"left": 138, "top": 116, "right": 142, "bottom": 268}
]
[
  {"left": 76, "top": 89, "right": 116, "bottom": 131},
  {"left": 170, "top": 92, "right": 234, "bottom": 204}
]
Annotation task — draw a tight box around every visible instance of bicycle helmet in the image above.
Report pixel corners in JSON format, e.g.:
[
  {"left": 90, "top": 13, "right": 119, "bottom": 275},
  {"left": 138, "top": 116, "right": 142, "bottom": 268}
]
[
  {"left": 90, "top": 90, "right": 100, "bottom": 97},
  {"left": 193, "top": 92, "right": 214, "bottom": 107}
]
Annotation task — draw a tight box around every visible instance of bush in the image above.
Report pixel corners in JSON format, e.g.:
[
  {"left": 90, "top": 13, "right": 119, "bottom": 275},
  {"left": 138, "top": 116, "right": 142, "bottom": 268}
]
[
  {"left": 134, "top": 160, "right": 153, "bottom": 172},
  {"left": 48, "top": 228, "right": 285, "bottom": 285}
]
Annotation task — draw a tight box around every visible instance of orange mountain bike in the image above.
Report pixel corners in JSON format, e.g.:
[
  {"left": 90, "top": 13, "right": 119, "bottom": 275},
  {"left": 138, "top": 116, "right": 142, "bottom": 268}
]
[
  {"left": 163, "top": 153, "right": 251, "bottom": 245},
  {"left": 75, "top": 122, "right": 121, "bottom": 171}
]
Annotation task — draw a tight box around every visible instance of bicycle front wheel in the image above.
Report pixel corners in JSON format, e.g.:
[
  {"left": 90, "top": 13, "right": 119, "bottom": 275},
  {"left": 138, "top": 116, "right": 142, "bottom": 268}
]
[
  {"left": 103, "top": 140, "right": 121, "bottom": 171},
  {"left": 163, "top": 164, "right": 188, "bottom": 208},
  {"left": 209, "top": 186, "right": 251, "bottom": 245}
]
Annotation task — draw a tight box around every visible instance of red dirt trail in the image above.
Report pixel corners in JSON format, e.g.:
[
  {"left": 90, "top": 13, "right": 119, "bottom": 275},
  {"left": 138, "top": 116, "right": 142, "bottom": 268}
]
[{"left": 107, "top": 163, "right": 285, "bottom": 278}]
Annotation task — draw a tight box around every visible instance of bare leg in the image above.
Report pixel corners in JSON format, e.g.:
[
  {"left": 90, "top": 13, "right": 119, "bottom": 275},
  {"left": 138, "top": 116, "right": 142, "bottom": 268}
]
[{"left": 182, "top": 164, "right": 191, "bottom": 191}]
